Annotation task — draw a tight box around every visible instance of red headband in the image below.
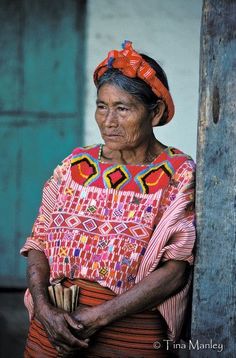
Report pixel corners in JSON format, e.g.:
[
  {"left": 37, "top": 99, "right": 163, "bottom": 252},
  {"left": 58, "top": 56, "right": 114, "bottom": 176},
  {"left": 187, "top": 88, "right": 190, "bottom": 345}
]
[{"left": 93, "top": 41, "right": 175, "bottom": 124}]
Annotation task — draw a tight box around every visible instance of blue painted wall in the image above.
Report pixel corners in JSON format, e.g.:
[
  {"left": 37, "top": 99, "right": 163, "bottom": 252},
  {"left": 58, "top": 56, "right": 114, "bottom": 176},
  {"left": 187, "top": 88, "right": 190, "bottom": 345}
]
[{"left": 0, "top": 0, "right": 86, "bottom": 287}]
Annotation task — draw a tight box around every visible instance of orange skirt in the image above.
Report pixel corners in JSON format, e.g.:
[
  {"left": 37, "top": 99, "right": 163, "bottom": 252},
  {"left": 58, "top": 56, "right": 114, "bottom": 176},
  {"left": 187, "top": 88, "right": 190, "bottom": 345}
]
[{"left": 24, "top": 279, "right": 171, "bottom": 357}]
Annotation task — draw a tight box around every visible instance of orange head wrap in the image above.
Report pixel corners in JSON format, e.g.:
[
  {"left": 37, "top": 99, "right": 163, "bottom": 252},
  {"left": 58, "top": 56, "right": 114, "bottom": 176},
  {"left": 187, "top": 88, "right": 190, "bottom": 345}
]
[{"left": 93, "top": 40, "right": 175, "bottom": 124}]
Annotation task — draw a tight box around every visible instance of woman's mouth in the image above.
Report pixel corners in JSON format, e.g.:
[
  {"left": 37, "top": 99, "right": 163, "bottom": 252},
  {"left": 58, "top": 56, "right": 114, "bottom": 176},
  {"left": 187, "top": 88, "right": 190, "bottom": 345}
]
[{"left": 103, "top": 133, "right": 121, "bottom": 139}]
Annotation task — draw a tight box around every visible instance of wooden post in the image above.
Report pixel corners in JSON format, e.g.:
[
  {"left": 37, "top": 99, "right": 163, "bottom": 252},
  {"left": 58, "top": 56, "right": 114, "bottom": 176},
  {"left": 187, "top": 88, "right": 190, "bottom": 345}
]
[{"left": 191, "top": 0, "right": 236, "bottom": 357}]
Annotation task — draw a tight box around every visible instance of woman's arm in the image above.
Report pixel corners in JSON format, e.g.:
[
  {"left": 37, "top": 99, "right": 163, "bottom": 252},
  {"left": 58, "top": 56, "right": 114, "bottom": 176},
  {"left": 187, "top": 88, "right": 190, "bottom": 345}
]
[
  {"left": 72, "top": 259, "right": 188, "bottom": 338},
  {"left": 27, "top": 249, "right": 89, "bottom": 354}
]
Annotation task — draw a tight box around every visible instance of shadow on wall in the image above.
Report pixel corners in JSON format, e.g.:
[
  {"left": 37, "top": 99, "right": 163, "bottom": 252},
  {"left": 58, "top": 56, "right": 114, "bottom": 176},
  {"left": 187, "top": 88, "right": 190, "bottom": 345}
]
[{"left": 0, "top": 290, "right": 28, "bottom": 358}]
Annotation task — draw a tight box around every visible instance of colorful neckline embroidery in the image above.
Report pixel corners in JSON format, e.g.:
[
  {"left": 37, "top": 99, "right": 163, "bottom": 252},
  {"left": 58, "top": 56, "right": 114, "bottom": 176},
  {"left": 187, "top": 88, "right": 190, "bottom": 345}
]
[{"left": 70, "top": 144, "right": 190, "bottom": 194}]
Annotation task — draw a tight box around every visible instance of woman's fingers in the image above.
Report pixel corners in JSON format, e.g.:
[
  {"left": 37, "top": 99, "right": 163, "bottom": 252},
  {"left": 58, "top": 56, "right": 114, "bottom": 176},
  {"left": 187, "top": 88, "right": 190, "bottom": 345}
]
[
  {"left": 62, "top": 313, "right": 90, "bottom": 347},
  {"left": 59, "top": 326, "right": 89, "bottom": 349},
  {"left": 55, "top": 342, "right": 79, "bottom": 357},
  {"left": 37, "top": 308, "right": 89, "bottom": 350},
  {"left": 46, "top": 321, "right": 89, "bottom": 349},
  {"left": 52, "top": 329, "right": 89, "bottom": 356},
  {"left": 63, "top": 313, "right": 84, "bottom": 331}
]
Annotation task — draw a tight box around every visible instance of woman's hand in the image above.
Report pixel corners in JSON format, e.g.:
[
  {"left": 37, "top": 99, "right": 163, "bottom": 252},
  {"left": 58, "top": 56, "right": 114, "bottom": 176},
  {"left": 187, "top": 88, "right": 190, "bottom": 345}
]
[
  {"left": 27, "top": 250, "right": 89, "bottom": 355},
  {"left": 35, "top": 303, "right": 89, "bottom": 355},
  {"left": 71, "top": 304, "right": 106, "bottom": 340}
]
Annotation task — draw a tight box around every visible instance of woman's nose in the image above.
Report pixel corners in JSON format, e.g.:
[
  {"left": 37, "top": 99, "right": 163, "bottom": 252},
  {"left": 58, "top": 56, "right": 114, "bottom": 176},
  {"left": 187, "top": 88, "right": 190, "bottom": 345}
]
[{"left": 104, "top": 109, "right": 118, "bottom": 126}]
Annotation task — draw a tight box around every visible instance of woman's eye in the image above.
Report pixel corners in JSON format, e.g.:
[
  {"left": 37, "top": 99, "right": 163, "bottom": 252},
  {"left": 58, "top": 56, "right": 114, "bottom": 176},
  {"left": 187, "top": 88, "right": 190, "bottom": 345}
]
[
  {"left": 117, "top": 106, "right": 128, "bottom": 112},
  {"left": 97, "top": 104, "right": 106, "bottom": 110}
]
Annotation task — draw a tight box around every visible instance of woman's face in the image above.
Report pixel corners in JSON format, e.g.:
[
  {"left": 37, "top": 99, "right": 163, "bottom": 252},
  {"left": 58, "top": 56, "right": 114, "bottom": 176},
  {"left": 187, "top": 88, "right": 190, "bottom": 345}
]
[{"left": 95, "top": 83, "right": 154, "bottom": 151}]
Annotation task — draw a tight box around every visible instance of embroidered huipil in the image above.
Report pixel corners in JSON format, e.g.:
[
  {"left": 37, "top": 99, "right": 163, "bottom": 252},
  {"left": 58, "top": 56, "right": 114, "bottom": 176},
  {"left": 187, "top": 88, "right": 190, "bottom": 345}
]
[{"left": 21, "top": 144, "right": 196, "bottom": 341}]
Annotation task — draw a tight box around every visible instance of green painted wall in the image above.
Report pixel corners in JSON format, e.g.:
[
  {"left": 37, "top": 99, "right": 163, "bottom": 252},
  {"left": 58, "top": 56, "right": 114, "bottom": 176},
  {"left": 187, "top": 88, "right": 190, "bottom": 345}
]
[{"left": 0, "top": 0, "right": 86, "bottom": 287}]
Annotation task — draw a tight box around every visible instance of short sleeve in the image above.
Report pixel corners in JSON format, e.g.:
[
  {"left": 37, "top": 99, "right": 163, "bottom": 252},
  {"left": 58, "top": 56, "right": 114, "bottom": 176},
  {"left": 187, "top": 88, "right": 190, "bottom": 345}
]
[
  {"left": 20, "top": 176, "right": 60, "bottom": 256},
  {"left": 136, "top": 160, "right": 196, "bottom": 278},
  {"left": 20, "top": 155, "right": 72, "bottom": 256},
  {"left": 159, "top": 160, "right": 196, "bottom": 264}
]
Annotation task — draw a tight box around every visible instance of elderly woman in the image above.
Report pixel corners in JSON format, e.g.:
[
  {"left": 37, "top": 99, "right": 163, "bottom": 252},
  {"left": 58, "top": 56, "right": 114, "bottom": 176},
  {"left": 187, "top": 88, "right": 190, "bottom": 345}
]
[{"left": 21, "top": 41, "right": 195, "bottom": 357}]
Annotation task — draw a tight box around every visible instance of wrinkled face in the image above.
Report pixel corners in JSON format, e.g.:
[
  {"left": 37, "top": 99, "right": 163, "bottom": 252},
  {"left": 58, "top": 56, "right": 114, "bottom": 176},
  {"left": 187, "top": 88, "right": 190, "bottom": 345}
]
[{"left": 95, "top": 83, "right": 153, "bottom": 151}]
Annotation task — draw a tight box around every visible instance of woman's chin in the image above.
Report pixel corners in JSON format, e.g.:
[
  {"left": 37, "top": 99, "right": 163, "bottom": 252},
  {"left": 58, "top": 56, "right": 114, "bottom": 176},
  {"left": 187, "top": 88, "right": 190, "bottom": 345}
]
[
  {"left": 103, "top": 137, "right": 126, "bottom": 150},
  {"left": 103, "top": 141, "right": 130, "bottom": 151}
]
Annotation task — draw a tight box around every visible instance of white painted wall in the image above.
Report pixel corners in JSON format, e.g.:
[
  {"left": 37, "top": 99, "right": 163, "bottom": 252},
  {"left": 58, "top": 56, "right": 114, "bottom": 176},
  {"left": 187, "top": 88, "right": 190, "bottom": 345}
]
[{"left": 84, "top": 0, "right": 202, "bottom": 159}]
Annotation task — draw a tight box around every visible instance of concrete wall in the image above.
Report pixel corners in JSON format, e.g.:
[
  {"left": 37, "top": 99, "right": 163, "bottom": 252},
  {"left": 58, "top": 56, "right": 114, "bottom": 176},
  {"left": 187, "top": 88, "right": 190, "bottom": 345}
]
[{"left": 84, "top": 0, "right": 202, "bottom": 159}]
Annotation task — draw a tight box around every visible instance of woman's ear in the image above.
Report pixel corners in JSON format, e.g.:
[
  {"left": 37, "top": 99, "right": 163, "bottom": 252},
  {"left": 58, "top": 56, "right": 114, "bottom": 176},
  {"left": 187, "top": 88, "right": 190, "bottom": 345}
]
[{"left": 151, "top": 100, "right": 166, "bottom": 127}]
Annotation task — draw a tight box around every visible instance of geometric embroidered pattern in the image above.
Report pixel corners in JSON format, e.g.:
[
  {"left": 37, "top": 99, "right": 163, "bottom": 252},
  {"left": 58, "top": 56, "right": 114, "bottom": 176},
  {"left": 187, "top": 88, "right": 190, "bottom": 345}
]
[
  {"left": 63, "top": 232, "right": 74, "bottom": 241},
  {"left": 103, "top": 165, "right": 131, "bottom": 190},
  {"left": 113, "top": 209, "right": 123, "bottom": 217},
  {"left": 130, "top": 225, "right": 148, "bottom": 238},
  {"left": 82, "top": 219, "right": 97, "bottom": 231},
  {"left": 124, "top": 242, "right": 136, "bottom": 251},
  {"left": 70, "top": 144, "right": 192, "bottom": 194},
  {"left": 71, "top": 154, "right": 99, "bottom": 186},
  {"left": 98, "top": 238, "right": 109, "bottom": 248},
  {"left": 114, "top": 223, "right": 128, "bottom": 233},
  {"left": 99, "top": 267, "right": 108, "bottom": 276},
  {"left": 65, "top": 216, "right": 81, "bottom": 227},
  {"left": 54, "top": 214, "right": 64, "bottom": 226},
  {"left": 122, "top": 257, "right": 131, "bottom": 266},
  {"left": 135, "top": 162, "right": 174, "bottom": 194},
  {"left": 99, "top": 222, "right": 113, "bottom": 235},
  {"left": 87, "top": 205, "right": 97, "bottom": 213}
]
